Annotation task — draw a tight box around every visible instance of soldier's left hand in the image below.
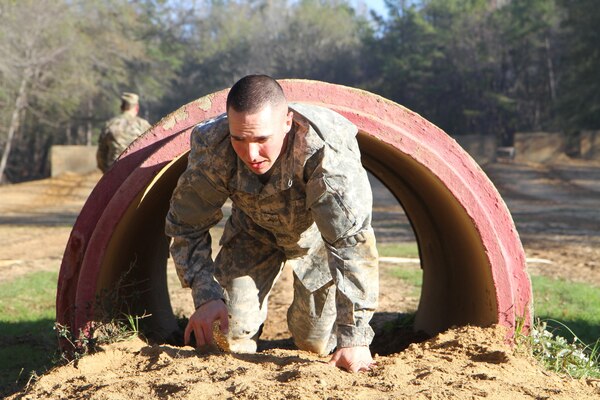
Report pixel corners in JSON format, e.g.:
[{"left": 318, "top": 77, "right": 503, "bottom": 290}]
[{"left": 327, "top": 346, "right": 375, "bottom": 373}]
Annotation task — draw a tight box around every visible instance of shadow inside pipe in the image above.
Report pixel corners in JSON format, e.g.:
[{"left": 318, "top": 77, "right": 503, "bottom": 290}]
[{"left": 369, "top": 312, "right": 431, "bottom": 356}]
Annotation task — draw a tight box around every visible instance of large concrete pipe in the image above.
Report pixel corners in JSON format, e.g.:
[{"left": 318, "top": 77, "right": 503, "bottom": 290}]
[{"left": 56, "top": 80, "right": 532, "bottom": 347}]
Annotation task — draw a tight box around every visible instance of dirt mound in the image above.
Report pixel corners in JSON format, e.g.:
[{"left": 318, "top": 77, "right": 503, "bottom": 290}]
[{"left": 10, "top": 325, "right": 599, "bottom": 400}]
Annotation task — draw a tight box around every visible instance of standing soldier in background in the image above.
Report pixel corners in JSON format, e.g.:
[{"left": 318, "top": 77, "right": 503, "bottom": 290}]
[{"left": 97, "top": 92, "right": 151, "bottom": 173}]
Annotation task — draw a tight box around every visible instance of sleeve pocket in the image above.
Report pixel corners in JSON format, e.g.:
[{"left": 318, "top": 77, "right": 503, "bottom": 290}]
[
  {"left": 168, "top": 170, "right": 226, "bottom": 230},
  {"left": 307, "top": 176, "right": 357, "bottom": 245},
  {"left": 191, "top": 171, "right": 228, "bottom": 207}
]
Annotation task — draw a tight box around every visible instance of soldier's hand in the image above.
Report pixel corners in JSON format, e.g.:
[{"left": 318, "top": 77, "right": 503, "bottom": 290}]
[
  {"left": 327, "top": 346, "right": 375, "bottom": 373},
  {"left": 184, "top": 299, "right": 229, "bottom": 347}
]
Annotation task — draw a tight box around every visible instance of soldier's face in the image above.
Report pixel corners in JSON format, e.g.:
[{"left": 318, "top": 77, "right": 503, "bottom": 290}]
[{"left": 228, "top": 104, "right": 293, "bottom": 175}]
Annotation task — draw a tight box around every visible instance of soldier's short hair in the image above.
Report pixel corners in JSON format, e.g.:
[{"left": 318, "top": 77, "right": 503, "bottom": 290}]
[{"left": 226, "top": 75, "right": 287, "bottom": 114}]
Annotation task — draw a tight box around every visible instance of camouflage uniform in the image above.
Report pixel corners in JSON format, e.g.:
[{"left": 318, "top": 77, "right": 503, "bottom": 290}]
[
  {"left": 97, "top": 110, "right": 151, "bottom": 173},
  {"left": 165, "top": 103, "right": 379, "bottom": 354}
]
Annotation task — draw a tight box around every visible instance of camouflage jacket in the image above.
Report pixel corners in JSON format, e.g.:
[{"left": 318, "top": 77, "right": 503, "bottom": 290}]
[
  {"left": 165, "top": 103, "right": 379, "bottom": 347},
  {"left": 96, "top": 111, "right": 151, "bottom": 172}
]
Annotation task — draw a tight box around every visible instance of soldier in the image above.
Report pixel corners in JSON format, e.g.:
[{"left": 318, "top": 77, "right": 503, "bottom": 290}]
[
  {"left": 165, "top": 75, "right": 379, "bottom": 373},
  {"left": 96, "top": 92, "right": 151, "bottom": 173}
]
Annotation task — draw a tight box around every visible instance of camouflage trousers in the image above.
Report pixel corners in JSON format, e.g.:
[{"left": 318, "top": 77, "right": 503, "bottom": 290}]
[{"left": 214, "top": 228, "right": 337, "bottom": 355}]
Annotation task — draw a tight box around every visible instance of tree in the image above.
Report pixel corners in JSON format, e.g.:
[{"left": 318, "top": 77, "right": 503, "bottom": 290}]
[
  {"left": 160, "top": 0, "right": 368, "bottom": 114},
  {"left": 366, "top": 0, "right": 564, "bottom": 141},
  {"left": 363, "top": 2, "right": 434, "bottom": 109},
  {"left": 0, "top": 0, "right": 77, "bottom": 181},
  {"left": 0, "top": 0, "right": 175, "bottom": 182},
  {"left": 274, "top": 0, "right": 368, "bottom": 84},
  {"left": 367, "top": 0, "right": 494, "bottom": 136},
  {"left": 492, "top": 0, "right": 561, "bottom": 134},
  {"left": 557, "top": 0, "right": 600, "bottom": 131}
]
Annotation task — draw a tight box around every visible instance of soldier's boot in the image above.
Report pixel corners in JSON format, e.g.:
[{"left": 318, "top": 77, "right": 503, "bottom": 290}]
[
  {"left": 227, "top": 324, "right": 263, "bottom": 354},
  {"left": 228, "top": 338, "right": 258, "bottom": 353}
]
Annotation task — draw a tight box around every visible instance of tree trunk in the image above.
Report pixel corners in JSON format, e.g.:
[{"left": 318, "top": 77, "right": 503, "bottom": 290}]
[
  {"left": 77, "top": 126, "right": 85, "bottom": 144},
  {"left": 0, "top": 74, "right": 29, "bottom": 183},
  {"left": 66, "top": 122, "right": 72, "bottom": 145},
  {"left": 86, "top": 98, "right": 93, "bottom": 146},
  {"left": 545, "top": 36, "right": 556, "bottom": 102}
]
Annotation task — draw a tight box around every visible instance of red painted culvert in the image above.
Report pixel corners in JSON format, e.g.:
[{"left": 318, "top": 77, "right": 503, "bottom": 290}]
[{"left": 56, "top": 80, "right": 532, "bottom": 348}]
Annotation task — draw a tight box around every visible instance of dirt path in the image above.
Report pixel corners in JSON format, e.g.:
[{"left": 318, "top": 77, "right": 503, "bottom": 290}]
[
  {"left": 2, "top": 161, "right": 600, "bottom": 399},
  {"left": 0, "top": 172, "right": 101, "bottom": 282},
  {"left": 485, "top": 160, "right": 600, "bottom": 285}
]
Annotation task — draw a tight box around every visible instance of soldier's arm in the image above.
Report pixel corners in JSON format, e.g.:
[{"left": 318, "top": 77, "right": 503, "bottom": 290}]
[
  {"left": 96, "top": 131, "right": 110, "bottom": 173},
  {"left": 165, "top": 125, "right": 229, "bottom": 309},
  {"left": 306, "top": 146, "right": 379, "bottom": 349},
  {"left": 166, "top": 167, "right": 228, "bottom": 308},
  {"left": 141, "top": 119, "right": 152, "bottom": 132}
]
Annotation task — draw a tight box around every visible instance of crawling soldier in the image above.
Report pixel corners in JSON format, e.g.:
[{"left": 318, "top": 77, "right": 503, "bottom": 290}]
[{"left": 165, "top": 75, "right": 378, "bottom": 372}]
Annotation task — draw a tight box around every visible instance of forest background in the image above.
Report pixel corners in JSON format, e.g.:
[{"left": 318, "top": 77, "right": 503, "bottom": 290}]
[{"left": 1, "top": 0, "right": 598, "bottom": 183}]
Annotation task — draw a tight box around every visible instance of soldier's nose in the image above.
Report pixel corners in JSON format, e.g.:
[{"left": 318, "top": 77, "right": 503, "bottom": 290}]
[{"left": 248, "top": 143, "right": 260, "bottom": 160}]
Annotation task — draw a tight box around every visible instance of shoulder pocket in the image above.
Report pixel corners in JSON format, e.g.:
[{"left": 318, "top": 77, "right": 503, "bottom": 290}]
[{"left": 191, "top": 172, "right": 228, "bottom": 207}]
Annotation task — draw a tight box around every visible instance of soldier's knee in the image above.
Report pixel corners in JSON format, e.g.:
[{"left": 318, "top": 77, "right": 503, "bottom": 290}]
[{"left": 294, "top": 336, "right": 335, "bottom": 356}]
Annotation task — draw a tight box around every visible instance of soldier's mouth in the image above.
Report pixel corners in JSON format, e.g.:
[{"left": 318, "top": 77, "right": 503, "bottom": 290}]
[{"left": 249, "top": 161, "right": 265, "bottom": 168}]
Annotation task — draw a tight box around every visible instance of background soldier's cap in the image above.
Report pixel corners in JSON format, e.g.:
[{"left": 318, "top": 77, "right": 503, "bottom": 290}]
[{"left": 121, "top": 92, "right": 139, "bottom": 105}]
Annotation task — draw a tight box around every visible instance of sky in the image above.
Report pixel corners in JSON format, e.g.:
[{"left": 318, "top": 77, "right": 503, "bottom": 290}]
[{"left": 352, "top": 0, "right": 390, "bottom": 18}]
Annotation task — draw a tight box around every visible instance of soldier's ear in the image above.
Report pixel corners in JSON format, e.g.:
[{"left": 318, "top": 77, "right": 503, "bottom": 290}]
[{"left": 284, "top": 110, "right": 294, "bottom": 133}]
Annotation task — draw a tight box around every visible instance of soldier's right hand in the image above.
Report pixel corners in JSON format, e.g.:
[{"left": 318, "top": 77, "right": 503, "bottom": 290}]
[{"left": 184, "top": 299, "right": 229, "bottom": 347}]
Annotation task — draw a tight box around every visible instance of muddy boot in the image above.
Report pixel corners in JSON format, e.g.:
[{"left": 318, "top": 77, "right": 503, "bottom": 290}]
[{"left": 225, "top": 324, "right": 262, "bottom": 354}]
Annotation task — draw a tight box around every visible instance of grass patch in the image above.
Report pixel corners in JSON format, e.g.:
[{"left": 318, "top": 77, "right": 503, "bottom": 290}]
[
  {"left": 531, "top": 275, "right": 600, "bottom": 345},
  {"left": 0, "top": 270, "right": 57, "bottom": 323},
  {"left": 0, "top": 269, "right": 147, "bottom": 397},
  {"left": 0, "top": 271, "right": 59, "bottom": 396},
  {"left": 389, "top": 265, "right": 423, "bottom": 296},
  {"left": 378, "top": 242, "right": 422, "bottom": 296},
  {"left": 526, "top": 275, "right": 600, "bottom": 378},
  {"left": 377, "top": 242, "right": 419, "bottom": 258},
  {"left": 517, "top": 318, "right": 600, "bottom": 379}
]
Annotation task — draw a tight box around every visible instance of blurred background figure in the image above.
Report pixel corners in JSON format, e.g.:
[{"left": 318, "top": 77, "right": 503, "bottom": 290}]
[{"left": 96, "top": 92, "right": 151, "bottom": 173}]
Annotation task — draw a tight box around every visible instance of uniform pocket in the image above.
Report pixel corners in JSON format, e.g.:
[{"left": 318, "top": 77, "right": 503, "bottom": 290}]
[{"left": 306, "top": 176, "right": 357, "bottom": 244}]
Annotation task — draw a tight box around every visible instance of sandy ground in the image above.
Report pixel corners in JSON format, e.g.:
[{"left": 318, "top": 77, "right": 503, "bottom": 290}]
[{"left": 1, "top": 160, "right": 600, "bottom": 399}]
